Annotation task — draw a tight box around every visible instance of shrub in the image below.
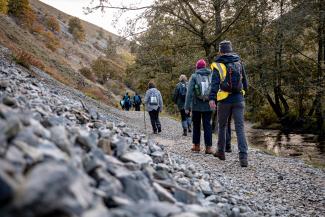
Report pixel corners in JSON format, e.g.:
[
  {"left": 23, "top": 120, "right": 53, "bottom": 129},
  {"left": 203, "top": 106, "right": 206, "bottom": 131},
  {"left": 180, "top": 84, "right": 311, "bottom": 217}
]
[
  {"left": 79, "top": 67, "right": 95, "bottom": 82},
  {"left": 91, "top": 57, "right": 112, "bottom": 84},
  {"left": 13, "top": 49, "right": 45, "bottom": 70},
  {"left": 68, "top": 17, "right": 85, "bottom": 42},
  {"left": 8, "top": 0, "right": 36, "bottom": 28},
  {"left": 45, "top": 15, "right": 60, "bottom": 33},
  {"left": 42, "top": 31, "right": 60, "bottom": 51},
  {"left": 31, "top": 22, "right": 45, "bottom": 34},
  {"left": 0, "top": 0, "right": 8, "bottom": 14}
]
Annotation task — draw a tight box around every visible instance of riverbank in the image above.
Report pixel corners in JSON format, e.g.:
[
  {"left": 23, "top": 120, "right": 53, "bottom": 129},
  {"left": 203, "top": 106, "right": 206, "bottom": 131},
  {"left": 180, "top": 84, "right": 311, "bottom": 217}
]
[{"left": 0, "top": 48, "right": 324, "bottom": 216}]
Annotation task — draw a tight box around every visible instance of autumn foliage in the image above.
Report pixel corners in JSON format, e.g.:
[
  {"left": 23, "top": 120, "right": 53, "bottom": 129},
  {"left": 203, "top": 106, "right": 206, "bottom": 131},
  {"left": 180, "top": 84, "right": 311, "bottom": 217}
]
[
  {"left": 68, "top": 17, "right": 85, "bottom": 42},
  {"left": 45, "top": 15, "right": 60, "bottom": 33},
  {"left": 0, "top": 0, "right": 8, "bottom": 14},
  {"left": 8, "top": 0, "right": 35, "bottom": 28}
]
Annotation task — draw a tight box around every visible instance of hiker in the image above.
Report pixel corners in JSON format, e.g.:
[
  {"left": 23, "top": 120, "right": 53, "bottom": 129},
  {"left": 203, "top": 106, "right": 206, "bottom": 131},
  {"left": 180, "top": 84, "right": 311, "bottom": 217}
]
[
  {"left": 173, "top": 74, "right": 192, "bottom": 136},
  {"left": 123, "top": 92, "right": 131, "bottom": 111},
  {"left": 144, "top": 81, "right": 163, "bottom": 134},
  {"left": 133, "top": 93, "right": 142, "bottom": 111},
  {"left": 209, "top": 40, "right": 249, "bottom": 167},
  {"left": 185, "top": 59, "right": 213, "bottom": 154}
]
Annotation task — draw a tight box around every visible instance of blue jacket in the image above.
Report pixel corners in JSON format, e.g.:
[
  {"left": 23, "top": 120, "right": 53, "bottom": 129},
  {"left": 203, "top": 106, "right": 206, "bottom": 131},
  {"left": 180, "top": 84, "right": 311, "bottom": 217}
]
[
  {"left": 209, "top": 54, "right": 248, "bottom": 104},
  {"left": 185, "top": 68, "right": 212, "bottom": 112}
]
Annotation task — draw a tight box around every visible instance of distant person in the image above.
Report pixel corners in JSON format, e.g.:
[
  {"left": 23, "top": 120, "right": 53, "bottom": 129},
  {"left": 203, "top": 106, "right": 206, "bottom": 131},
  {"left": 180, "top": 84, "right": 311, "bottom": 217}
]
[
  {"left": 133, "top": 93, "right": 142, "bottom": 111},
  {"left": 123, "top": 92, "right": 131, "bottom": 111},
  {"left": 144, "top": 81, "right": 163, "bottom": 134},
  {"left": 209, "top": 40, "right": 248, "bottom": 167},
  {"left": 185, "top": 59, "right": 213, "bottom": 154},
  {"left": 174, "top": 74, "right": 191, "bottom": 136}
]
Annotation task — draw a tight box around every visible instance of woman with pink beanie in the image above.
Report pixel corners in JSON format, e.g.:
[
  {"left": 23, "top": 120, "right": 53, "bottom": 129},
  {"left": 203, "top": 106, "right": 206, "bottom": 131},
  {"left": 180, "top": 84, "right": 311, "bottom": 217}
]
[{"left": 184, "top": 59, "right": 213, "bottom": 154}]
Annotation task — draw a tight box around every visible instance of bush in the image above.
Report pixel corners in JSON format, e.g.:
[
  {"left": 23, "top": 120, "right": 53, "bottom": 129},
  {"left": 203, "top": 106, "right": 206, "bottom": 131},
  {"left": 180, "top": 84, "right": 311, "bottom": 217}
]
[
  {"left": 13, "top": 49, "right": 45, "bottom": 70},
  {"left": 8, "top": 0, "right": 36, "bottom": 29},
  {"left": 68, "top": 17, "right": 85, "bottom": 42},
  {"left": 31, "top": 22, "right": 45, "bottom": 34},
  {"left": 45, "top": 15, "right": 60, "bottom": 32},
  {"left": 42, "top": 31, "right": 60, "bottom": 51},
  {"left": 0, "top": 0, "right": 8, "bottom": 14},
  {"left": 79, "top": 67, "right": 95, "bottom": 82},
  {"left": 91, "top": 57, "right": 113, "bottom": 84}
]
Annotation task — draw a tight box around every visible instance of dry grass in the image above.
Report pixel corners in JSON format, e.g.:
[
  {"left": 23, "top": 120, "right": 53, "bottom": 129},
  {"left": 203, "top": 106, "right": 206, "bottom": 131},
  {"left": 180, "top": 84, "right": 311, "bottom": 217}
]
[{"left": 78, "top": 86, "right": 113, "bottom": 105}]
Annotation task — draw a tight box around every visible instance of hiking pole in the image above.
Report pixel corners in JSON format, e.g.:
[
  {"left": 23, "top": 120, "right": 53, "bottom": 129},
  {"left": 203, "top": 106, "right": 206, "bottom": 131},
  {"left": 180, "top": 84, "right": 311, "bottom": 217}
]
[{"left": 143, "top": 103, "right": 147, "bottom": 133}]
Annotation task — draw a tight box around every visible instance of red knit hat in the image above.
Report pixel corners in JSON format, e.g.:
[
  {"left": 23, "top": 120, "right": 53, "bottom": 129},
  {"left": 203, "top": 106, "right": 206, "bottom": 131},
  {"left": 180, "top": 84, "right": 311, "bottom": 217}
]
[{"left": 196, "top": 59, "right": 206, "bottom": 69}]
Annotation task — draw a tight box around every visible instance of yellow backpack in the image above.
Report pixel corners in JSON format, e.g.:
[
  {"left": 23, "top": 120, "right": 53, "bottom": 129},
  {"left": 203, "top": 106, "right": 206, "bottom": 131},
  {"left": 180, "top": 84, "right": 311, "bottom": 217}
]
[
  {"left": 210, "top": 62, "right": 229, "bottom": 101},
  {"left": 210, "top": 62, "right": 245, "bottom": 101}
]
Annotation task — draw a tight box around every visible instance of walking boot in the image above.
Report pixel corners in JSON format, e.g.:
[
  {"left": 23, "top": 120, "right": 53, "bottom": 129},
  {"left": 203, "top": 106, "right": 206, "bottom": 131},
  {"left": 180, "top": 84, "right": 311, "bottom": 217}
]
[
  {"left": 188, "top": 125, "right": 192, "bottom": 133},
  {"left": 239, "top": 155, "right": 248, "bottom": 167},
  {"left": 214, "top": 151, "right": 226, "bottom": 160},
  {"left": 225, "top": 144, "right": 232, "bottom": 153},
  {"left": 191, "top": 144, "right": 200, "bottom": 152},
  {"left": 183, "top": 129, "right": 187, "bottom": 136},
  {"left": 205, "top": 146, "right": 213, "bottom": 155}
]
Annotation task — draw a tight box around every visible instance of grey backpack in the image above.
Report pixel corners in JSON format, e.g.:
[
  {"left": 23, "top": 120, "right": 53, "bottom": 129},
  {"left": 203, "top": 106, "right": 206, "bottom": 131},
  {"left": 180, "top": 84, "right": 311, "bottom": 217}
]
[{"left": 194, "top": 73, "right": 212, "bottom": 101}]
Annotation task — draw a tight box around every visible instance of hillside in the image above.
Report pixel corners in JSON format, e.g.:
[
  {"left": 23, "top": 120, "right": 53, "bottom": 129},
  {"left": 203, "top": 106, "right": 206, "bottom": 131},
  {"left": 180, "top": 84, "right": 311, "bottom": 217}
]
[{"left": 0, "top": 0, "right": 134, "bottom": 107}]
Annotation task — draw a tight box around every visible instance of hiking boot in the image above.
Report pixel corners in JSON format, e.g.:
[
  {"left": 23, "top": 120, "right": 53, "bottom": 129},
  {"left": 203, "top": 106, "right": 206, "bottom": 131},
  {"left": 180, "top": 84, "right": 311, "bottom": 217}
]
[
  {"left": 214, "top": 151, "right": 226, "bottom": 160},
  {"left": 239, "top": 156, "right": 248, "bottom": 167},
  {"left": 158, "top": 128, "right": 162, "bottom": 133},
  {"left": 188, "top": 126, "right": 192, "bottom": 133},
  {"left": 183, "top": 129, "right": 187, "bottom": 136},
  {"left": 191, "top": 144, "right": 200, "bottom": 152},
  {"left": 205, "top": 146, "right": 214, "bottom": 155},
  {"left": 153, "top": 131, "right": 158, "bottom": 134}
]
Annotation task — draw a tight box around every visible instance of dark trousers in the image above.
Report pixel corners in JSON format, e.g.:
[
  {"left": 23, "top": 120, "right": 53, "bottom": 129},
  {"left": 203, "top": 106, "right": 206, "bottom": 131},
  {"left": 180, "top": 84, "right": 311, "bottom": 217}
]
[
  {"left": 192, "top": 111, "right": 212, "bottom": 147},
  {"left": 148, "top": 110, "right": 161, "bottom": 133},
  {"left": 212, "top": 110, "right": 232, "bottom": 150},
  {"left": 218, "top": 102, "right": 248, "bottom": 156},
  {"left": 134, "top": 104, "right": 141, "bottom": 111}
]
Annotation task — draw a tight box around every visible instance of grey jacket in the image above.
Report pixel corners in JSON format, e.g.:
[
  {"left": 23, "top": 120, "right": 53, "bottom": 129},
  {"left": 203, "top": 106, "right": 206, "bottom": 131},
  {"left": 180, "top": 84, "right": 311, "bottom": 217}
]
[
  {"left": 173, "top": 81, "right": 187, "bottom": 110},
  {"left": 185, "top": 68, "right": 212, "bottom": 112},
  {"left": 144, "top": 88, "right": 163, "bottom": 112}
]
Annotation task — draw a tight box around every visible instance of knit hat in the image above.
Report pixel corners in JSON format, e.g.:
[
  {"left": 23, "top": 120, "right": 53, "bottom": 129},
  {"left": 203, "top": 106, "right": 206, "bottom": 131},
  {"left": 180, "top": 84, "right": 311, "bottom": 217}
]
[
  {"left": 196, "top": 59, "right": 206, "bottom": 69},
  {"left": 219, "top": 40, "right": 233, "bottom": 53}
]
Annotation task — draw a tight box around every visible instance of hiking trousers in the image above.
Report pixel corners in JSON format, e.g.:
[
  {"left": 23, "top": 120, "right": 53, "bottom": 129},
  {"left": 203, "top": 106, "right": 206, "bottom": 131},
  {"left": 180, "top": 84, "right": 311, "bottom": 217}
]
[
  {"left": 212, "top": 110, "right": 233, "bottom": 151},
  {"left": 180, "top": 109, "right": 191, "bottom": 130},
  {"left": 192, "top": 111, "right": 212, "bottom": 147},
  {"left": 217, "top": 101, "right": 248, "bottom": 157},
  {"left": 148, "top": 109, "right": 161, "bottom": 133},
  {"left": 134, "top": 104, "right": 141, "bottom": 111}
]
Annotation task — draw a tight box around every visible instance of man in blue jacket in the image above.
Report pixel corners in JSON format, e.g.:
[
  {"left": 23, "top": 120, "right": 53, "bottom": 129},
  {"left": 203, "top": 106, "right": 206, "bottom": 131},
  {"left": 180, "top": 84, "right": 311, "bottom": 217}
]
[{"left": 209, "top": 40, "right": 249, "bottom": 167}]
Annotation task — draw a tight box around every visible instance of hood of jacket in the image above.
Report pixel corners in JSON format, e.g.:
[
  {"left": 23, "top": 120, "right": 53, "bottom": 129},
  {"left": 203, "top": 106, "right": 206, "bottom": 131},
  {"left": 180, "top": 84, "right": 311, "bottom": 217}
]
[
  {"left": 215, "top": 53, "right": 240, "bottom": 64},
  {"left": 195, "top": 68, "right": 211, "bottom": 76}
]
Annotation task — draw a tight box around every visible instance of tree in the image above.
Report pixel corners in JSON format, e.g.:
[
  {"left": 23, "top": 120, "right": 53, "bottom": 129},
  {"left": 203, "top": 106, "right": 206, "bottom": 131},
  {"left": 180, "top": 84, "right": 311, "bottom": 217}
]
[
  {"left": 0, "top": 0, "right": 8, "bottom": 14},
  {"left": 104, "top": 35, "right": 117, "bottom": 57},
  {"left": 8, "top": 0, "right": 35, "bottom": 28},
  {"left": 68, "top": 17, "right": 86, "bottom": 42},
  {"left": 45, "top": 15, "right": 60, "bottom": 33}
]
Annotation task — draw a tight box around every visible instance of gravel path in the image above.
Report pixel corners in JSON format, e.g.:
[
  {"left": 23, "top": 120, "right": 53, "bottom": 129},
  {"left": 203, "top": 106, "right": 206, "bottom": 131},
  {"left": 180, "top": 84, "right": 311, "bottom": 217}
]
[
  {"left": 1, "top": 45, "right": 324, "bottom": 217},
  {"left": 115, "top": 110, "right": 325, "bottom": 217}
]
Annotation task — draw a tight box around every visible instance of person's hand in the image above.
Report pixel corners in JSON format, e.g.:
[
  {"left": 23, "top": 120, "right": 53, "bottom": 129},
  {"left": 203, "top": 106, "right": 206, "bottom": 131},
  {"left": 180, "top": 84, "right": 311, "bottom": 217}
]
[
  {"left": 209, "top": 100, "right": 216, "bottom": 110},
  {"left": 185, "top": 110, "right": 190, "bottom": 114}
]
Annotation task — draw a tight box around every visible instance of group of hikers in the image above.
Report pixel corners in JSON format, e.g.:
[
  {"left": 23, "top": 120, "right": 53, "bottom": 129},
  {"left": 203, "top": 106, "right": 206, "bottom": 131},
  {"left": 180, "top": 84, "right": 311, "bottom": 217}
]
[
  {"left": 128, "top": 40, "right": 248, "bottom": 167},
  {"left": 120, "top": 92, "right": 142, "bottom": 111}
]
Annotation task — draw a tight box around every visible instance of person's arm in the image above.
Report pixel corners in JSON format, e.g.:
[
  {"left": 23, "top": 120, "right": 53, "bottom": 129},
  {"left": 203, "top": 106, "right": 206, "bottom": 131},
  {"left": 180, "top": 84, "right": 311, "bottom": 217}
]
[
  {"left": 185, "top": 74, "right": 195, "bottom": 111},
  {"left": 241, "top": 63, "right": 248, "bottom": 92},
  {"left": 173, "top": 85, "right": 179, "bottom": 104},
  {"left": 159, "top": 91, "right": 163, "bottom": 112}
]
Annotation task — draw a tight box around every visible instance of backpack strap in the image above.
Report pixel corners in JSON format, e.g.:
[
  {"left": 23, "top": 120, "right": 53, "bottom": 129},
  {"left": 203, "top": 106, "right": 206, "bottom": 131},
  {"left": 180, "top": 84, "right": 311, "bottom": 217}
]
[{"left": 211, "top": 62, "right": 227, "bottom": 81}]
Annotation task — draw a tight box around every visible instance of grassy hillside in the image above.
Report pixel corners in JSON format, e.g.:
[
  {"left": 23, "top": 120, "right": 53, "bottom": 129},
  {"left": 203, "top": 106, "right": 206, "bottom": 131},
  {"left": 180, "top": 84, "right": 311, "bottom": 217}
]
[{"left": 0, "top": 0, "right": 134, "bottom": 107}]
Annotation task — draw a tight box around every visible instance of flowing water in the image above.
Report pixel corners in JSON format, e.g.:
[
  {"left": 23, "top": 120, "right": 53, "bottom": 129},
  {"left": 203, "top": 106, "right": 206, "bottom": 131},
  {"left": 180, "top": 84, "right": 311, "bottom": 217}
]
[{"left": 246, "top": 125, "right": 325, "bottom": 167}]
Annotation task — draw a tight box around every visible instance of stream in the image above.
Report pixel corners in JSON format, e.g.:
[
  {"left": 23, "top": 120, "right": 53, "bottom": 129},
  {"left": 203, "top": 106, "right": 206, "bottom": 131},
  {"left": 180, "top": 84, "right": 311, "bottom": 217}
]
[{"left": 246, "top": 125, "right": 325, "bottom": 167}]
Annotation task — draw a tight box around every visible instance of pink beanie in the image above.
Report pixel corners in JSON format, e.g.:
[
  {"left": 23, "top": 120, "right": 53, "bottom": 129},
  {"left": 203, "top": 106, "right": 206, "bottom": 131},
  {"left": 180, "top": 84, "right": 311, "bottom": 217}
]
[{"left": 196, "top": 59, "right": 206, "bottom": 69}]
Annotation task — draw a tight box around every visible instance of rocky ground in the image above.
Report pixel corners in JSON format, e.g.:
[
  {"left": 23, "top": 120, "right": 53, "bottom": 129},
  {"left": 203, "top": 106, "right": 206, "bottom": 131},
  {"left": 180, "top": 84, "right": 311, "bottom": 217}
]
[{"left": 0, "top": 46, "right": 324, "bottom": 217}]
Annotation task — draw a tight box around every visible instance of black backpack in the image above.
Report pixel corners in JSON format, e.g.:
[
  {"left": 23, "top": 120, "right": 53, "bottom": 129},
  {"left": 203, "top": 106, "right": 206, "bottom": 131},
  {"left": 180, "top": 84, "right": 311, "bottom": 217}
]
[
  {"left": 179, "top": 83, "right": 187, "bottom": 101},
  {"left": 220, "top": 61, "right": 243, "bottom": 93}
]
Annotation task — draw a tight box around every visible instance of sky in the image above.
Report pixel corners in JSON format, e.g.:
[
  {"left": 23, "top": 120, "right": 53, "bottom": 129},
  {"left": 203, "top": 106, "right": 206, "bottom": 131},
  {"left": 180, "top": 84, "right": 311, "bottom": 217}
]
[{"left": 40, "top": 0, "right": 152, "bottom": 36}]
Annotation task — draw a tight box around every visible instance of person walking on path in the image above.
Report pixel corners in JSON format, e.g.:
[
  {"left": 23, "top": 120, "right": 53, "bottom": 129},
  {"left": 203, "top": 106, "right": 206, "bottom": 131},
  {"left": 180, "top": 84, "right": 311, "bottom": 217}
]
[
  {"left": 174, "top": 74, "right": 192, "bottom": 136},
  {"left": 133, "top": 93, "right": 142, "bottom": 111},
  {"left": 123, "top": 92, "right": 131, "bottom": 111},
  {"left": 209, "top": 40, "right": 249, "bottom": 167},
  {"left": 144, "top": 81, "right": 163, "bottom": 134},
  {"left": 185, "top": 59, "right": 213, "bottom": 154}
]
